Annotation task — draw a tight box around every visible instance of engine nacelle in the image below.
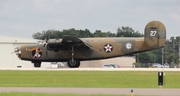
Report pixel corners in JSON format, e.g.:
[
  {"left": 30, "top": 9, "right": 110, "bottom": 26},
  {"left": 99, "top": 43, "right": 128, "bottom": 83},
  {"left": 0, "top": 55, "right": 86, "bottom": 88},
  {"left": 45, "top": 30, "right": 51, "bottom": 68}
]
[
  {"left": 47, "top": 39, "right": 67, "bottom": 51},
  {"left": 46, "top": 36, "right": 83, "bottom": 51},
  {"left": 47, "top": 39, "right": 60, "bottom": 48}
]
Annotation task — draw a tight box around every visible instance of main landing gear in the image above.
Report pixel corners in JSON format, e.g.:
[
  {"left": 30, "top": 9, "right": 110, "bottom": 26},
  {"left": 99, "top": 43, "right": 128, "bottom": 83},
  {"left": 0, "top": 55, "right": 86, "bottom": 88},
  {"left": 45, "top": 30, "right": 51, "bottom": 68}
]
[{"left": 67, "top": 46, "right": 80, "bottom": 68}]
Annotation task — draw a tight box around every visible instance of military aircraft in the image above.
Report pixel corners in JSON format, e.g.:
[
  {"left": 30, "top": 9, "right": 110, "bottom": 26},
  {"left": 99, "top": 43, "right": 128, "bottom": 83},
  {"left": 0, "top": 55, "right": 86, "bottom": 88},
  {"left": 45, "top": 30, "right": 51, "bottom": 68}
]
[{"left": 14, "top": 20, "right": 166, "bottom": 68}]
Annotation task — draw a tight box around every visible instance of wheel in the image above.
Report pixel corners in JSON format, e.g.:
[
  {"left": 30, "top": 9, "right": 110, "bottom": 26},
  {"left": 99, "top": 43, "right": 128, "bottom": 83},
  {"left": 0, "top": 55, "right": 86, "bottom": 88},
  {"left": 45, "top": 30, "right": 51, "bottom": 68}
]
[
  {"left": 67, "top": 59, "right": 80, "bottom": 68},
  {"left": 34, "top": 62, "right": 41, "bottom": 68}
]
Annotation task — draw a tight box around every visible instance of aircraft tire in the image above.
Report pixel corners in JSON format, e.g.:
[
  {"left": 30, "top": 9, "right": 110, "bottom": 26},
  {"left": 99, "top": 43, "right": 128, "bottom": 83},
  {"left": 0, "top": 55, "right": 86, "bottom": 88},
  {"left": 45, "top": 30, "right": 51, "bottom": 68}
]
[
  {"left": 67, "top": 59, "right": 80, "bottom": 68},
  {"left": 34, "top": 62, "right": 41, "bottom": 68}
]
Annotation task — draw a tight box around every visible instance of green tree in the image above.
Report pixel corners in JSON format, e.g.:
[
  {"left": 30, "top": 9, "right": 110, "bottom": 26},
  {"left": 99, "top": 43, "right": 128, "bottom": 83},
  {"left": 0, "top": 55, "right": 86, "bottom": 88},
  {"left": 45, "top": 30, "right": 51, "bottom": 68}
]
[
  {"left": 116, "top": 26, "right": 143, "bottom": 37},
  {"left": 32, "top": 29, "right": 94, "bottom": 40},
  {"left": 32, "top": 32, "right": 43, "bottom": 40},
  {"left": 166, "top": 36, "right": 180, "bottom": 66},
  {"left": 138, "top": 51, "right": 157, "bottom": 63}
]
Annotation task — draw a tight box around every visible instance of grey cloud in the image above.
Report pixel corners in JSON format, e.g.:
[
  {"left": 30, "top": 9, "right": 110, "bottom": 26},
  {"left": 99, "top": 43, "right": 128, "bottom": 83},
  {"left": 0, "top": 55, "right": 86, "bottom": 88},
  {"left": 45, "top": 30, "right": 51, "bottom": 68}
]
[{"left": 0, "top": 0, "right": 179, "bottom": 38}]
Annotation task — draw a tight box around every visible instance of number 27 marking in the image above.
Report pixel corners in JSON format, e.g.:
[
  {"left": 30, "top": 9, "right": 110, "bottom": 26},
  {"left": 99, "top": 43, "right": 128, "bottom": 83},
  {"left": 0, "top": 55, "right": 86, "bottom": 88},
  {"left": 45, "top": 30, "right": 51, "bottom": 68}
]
[{"left": 150, "top": 31, "right": 157, "bottom": 36}]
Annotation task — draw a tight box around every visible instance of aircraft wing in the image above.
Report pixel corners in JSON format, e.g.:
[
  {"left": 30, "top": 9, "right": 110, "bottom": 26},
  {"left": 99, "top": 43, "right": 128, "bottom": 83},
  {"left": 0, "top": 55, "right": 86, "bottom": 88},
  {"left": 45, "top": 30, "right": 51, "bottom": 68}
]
[{"left": 47, "top": 35, "right": 93, "bottom": 50}]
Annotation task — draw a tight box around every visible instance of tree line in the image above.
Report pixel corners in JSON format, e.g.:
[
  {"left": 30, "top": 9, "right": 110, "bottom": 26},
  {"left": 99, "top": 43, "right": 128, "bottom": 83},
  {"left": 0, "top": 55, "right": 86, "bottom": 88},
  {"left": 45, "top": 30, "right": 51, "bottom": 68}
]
[
  {"left": 32, "top": 27, "right": 179, "bottom": 67},
  {"left": 32, "top": 27, "right": 143, "bottom": 39}
]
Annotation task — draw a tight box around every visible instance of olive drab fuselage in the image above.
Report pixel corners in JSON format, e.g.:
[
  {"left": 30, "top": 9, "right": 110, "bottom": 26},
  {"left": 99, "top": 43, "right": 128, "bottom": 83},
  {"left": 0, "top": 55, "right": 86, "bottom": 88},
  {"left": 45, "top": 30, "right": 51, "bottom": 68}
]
[{"left": 15, "top": 21, "right": 166, "bottom": 67}]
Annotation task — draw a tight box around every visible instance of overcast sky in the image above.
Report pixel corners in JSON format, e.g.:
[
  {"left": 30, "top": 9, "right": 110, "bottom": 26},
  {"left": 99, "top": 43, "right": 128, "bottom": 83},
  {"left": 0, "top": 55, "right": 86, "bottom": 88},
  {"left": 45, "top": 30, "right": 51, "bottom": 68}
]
[{"left": 0, "top": 0, "right": 179, "bottom": 39}]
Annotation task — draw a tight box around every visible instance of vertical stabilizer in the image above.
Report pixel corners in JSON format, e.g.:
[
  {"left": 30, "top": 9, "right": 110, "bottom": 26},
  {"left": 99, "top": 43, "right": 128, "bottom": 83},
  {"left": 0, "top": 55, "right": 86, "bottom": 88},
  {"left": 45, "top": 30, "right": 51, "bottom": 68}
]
[{"left": 144, "top": 21, "right": 166, "bottom": 48}]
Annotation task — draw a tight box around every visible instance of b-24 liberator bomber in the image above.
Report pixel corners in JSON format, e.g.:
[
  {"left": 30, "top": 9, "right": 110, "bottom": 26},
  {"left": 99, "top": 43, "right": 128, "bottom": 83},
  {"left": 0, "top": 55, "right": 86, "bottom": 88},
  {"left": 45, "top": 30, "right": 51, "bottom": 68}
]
[{"left": 14, "top": 21, "right": 166, "bottom": 68}]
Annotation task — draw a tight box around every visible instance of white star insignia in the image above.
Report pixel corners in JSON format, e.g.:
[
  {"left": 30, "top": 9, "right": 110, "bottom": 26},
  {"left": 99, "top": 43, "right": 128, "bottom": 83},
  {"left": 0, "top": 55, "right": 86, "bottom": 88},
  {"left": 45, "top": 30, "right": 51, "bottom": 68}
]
[{"left": 104, "top": 44, "right": 113, "bottom": 53}]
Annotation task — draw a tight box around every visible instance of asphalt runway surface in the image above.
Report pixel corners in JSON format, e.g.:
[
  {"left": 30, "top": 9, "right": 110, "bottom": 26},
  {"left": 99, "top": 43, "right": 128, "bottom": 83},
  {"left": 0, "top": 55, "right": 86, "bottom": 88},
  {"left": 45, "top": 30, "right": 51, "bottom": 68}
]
[
  {"left": 0, "top": 87, "right": 180, "bottom": 96},
  {"left": 1, "top": 68, "right": 180, "bottom": 71},
  {"left": 0, "top": 68, "right": 180, "bottom": 95}
]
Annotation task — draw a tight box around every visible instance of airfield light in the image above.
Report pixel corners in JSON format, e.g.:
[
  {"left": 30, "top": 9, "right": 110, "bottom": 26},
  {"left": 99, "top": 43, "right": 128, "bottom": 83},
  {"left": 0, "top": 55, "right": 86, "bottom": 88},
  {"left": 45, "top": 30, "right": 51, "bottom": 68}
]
[
  {"left": 130, "top": 89, "right": 134, "bottom": 96},
  {"left": 158, "top": 72, "right": 164, "bottom": 87}
]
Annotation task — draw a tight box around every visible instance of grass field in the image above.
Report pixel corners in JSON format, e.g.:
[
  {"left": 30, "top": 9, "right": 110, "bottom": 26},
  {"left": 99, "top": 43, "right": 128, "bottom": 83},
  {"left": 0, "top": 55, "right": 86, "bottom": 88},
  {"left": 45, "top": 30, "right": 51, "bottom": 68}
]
[{"left": 0, "top": 70, "right": 179, "bottom": 88}]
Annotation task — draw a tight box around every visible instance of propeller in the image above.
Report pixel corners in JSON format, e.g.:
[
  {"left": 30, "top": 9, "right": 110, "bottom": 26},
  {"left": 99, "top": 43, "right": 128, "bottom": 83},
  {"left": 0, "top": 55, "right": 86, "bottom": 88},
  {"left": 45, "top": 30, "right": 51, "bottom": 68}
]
[
  {"left": 11, "top": 46, "right": 21, "bottom": 54},
  {"left": 44, "top": 35, "right": 50, "bottom": 47},
  {"left": 44, "top": 35, "right": 50, "bottom": 59}
]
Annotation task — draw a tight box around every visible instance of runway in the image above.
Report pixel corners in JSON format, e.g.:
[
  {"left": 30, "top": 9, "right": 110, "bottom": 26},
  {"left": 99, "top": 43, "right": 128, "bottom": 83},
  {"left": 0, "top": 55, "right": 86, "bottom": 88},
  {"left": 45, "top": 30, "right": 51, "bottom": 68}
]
[
  {"left": 0, "top": 68, "right": 180, "bottom": 71},
  {"left": 0, "top": 87, "right": 180, "bottom": 96}
]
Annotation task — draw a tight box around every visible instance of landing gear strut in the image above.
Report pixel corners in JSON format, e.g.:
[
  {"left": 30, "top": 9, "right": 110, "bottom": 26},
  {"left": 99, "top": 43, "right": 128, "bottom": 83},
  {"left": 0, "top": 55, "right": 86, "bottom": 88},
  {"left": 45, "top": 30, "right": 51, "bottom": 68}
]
[{"left": 67, "top": 46, "right": 80, "bottom": 68}]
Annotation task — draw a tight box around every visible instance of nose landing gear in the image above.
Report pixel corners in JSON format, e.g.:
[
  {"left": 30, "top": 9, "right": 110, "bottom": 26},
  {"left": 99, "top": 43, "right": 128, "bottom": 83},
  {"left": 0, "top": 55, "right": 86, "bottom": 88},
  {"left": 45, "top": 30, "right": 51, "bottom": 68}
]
[{"left": 33, "top": 62, "right": 41, "bottom": 68}]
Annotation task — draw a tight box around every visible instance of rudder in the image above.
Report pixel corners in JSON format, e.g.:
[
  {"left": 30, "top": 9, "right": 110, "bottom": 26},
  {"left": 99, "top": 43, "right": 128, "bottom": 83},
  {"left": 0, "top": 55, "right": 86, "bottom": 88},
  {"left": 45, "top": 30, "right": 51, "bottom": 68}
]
[{"left": 144, "top": 21, "right": 166, "bottom": 48}]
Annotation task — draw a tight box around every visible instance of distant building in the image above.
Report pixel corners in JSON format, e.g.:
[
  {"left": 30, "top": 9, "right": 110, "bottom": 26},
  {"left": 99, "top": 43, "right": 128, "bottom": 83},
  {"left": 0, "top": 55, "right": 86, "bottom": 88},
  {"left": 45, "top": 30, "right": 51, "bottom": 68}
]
[{"left": 0, "top": 35, "right": 50, "bottom": 68}]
